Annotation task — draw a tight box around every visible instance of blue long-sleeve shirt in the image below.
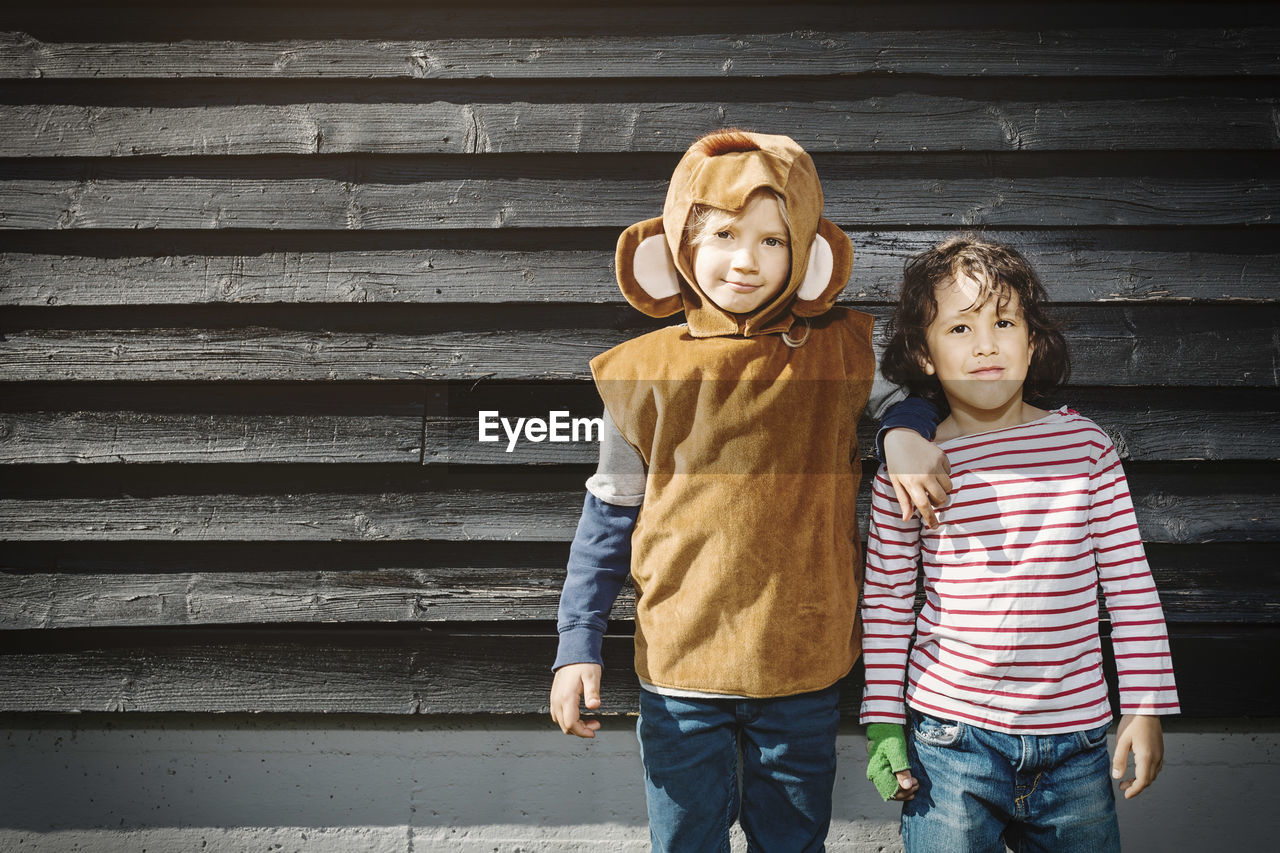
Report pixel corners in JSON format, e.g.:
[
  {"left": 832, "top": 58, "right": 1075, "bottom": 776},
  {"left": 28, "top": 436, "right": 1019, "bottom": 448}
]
[{"left": 552, "top": 493, "right": 640, "bottom": 669}]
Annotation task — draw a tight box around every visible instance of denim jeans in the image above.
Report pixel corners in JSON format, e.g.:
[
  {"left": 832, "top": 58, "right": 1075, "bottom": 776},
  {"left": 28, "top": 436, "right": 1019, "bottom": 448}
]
[
  {"left": 637, "top": 684, "right": 841, "bottom": 853},
  {"left": 901, "top": 710, "right": 1120, "bottom": 853}
]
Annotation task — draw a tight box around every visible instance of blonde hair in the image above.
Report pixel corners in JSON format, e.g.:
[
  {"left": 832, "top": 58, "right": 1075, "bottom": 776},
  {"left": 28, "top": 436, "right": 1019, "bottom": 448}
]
[{"left": 684, "top": 188, "right": 790, "bottom": 250}]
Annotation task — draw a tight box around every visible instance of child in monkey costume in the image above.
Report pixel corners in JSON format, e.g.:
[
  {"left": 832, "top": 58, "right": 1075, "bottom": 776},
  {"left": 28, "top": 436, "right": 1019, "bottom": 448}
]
[{"left": 550, "top": 129, "right": 940, "bottom": 852}]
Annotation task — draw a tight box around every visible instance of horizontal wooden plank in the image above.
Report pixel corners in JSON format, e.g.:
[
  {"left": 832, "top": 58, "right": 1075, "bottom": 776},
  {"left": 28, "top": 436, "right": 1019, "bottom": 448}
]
[
  {"left": 0, "top": 627, "right": 1270, "bottom": 714},
  {"left": 3, "top": 543, "right": 1273, "bottom": 629},
  {"left": 0, "top": 411, "right": 423, "bottom": 464},
  {"left": 0, "top": 628, "right": 564, "bottom": 714},
  {"left": 3, "top": 29, "right": 1277, "bottom": 80},
  {"left": 0, "top": 470, "right": 1275, "bottom": 544},
  {"left": 0, "top": 568, "right": 579, "bottom": 629},
  {"left": 4, "top": 232, "right": 1279, "bottom": 305},
  {"left": 1146, "top": 544, "right": 1280, "bottom": 624},
  {"left": 7, "top": 4, "right": 1272, "bottom": 43},
  {"left": 2, "top": 395, "right": 1272, "bottom": 465},
  {"left": 1, "top": 307, "right": 1275, "bottom": 384},
  {"left": 1075, "top": 397, "right": 1280, "bottom": 463},
  {"left": 3, "top": 173, "right": 1275, "bottom": 230},
  {"left": 0, "top": 538, "right": 577, "bottom": 576},
  {"left": 0, "top": 247, "right": 614, "bottom": 306},
  {"left": 0, "top": 489, "right": 583, "bottom": 543},
  {"left": 3, "top": 96, "right": 1277, "bottom": 157},
  {"left": 426, "top": 400, "right": 1280, "bottom": 466}
]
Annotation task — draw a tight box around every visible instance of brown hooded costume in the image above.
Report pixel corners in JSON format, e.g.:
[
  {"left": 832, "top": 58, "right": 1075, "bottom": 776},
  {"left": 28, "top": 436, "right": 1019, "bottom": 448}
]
[{"left": 591, "top": 131, "right": 876, "bottom": 697}]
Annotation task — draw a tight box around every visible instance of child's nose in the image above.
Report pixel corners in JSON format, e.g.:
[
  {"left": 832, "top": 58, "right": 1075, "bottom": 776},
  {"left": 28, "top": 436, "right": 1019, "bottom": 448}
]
[{"left": 730, "top": 247, "right": 758, "bottom": 271}]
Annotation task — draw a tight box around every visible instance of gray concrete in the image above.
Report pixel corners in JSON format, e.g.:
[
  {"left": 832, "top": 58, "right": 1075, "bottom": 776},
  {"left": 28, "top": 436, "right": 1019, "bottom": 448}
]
[{"left": 2, "top": 714, "right": 1276, "bottom": 852}]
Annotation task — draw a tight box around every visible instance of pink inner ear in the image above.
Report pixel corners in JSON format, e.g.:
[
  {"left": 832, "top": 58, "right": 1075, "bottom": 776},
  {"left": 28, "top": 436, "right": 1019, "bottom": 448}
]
[
  {"left": 796, "top": 235, "right": 834, "bottom": 301},
  {"left": 632, "top": 234, "right": 681, "bottom": 300}
]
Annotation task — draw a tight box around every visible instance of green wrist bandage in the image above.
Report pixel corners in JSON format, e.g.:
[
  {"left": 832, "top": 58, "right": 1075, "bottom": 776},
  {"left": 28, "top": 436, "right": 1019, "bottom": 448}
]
[{"left": 866, "top": 723, "right": 911, "bottom": 801}]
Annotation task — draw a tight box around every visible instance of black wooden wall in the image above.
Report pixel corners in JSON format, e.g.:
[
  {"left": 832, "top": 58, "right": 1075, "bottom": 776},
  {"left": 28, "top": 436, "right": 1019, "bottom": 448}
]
[{"left": 0, "top": 1, "right": 1277, "bottom": 716}]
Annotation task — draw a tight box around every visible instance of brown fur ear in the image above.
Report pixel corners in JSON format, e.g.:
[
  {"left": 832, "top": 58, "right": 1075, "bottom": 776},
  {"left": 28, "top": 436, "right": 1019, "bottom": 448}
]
[
  {"left": 615, "top": 217, "right": 686, "bottom": 318},
  {"left": 791, "top": 218, "right": 853, "bottom": 317}
]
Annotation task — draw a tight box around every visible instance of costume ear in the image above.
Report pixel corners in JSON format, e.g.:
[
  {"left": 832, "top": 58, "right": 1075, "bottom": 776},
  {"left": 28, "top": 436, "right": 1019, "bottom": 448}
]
[
  {"left": 615, "top": 217, "right": 686, "bottom": 318},
  {"left": 795, "top": 232, "right": 835, "bottom": 302},
  {"left": 791, "top": 218, "right": 853, "bottom": 317}
]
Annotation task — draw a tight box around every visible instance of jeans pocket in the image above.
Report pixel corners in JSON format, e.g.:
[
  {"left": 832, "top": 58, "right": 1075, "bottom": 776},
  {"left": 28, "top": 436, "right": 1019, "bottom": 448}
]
[
  {"left": 1076, "top": 722, "right": 1110, "bottom": 752},
  {"left": 912, "top": 712, "right": 965, "bottom": 748}
]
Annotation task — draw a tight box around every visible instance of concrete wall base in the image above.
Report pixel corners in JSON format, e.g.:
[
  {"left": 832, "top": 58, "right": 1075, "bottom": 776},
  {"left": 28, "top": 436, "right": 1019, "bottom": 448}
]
[{"left": 3, "top": 715, "right": 1275, "bottom": 852}]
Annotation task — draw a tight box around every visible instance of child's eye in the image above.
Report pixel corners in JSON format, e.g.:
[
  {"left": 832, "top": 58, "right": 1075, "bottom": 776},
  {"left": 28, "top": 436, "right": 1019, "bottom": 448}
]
[
  {"left": 949, "top": 324, "right": 969, "bottom": 334},
  {"left": 996, "top": 319, "right": 1015, "bottom": 328},
  {"left": 714, "top": 230, "right": 732, "bottom": 240},
  {"left": 763, "top": 237, "right": 786, "bottom": 247}
]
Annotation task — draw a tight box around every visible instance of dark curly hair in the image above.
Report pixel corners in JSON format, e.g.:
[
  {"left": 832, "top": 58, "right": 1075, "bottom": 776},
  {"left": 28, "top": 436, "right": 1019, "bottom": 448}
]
[{"left": 881, "top": 235, "right": 1070, "bottom": 412}]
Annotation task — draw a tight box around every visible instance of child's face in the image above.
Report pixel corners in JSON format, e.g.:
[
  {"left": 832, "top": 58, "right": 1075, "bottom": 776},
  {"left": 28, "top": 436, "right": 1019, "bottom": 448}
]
[
  {"left": 923, "top": 274, "right": 1033, "bottom": 417},
  {"left": 691, "top": 192, "right": 791, "bottom": 315}
]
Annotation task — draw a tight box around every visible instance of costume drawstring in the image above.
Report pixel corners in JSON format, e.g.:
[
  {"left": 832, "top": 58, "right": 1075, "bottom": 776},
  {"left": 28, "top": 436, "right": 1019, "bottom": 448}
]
[{"left": 781, "top": 317, "right": 810, "bottom": 348}]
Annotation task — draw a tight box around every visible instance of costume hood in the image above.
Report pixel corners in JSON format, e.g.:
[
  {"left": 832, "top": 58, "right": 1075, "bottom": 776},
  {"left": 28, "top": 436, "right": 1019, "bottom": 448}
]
[{"left": 614, "top": 129, "right": 853, "bottom": 338}]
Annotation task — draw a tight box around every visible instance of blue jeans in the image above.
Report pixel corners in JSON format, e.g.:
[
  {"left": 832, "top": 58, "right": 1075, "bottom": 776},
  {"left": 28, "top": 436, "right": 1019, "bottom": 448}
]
[
  {"left": 637, "top": 685, "right": 841, "bottom": 853},
  {"left": 902, "top": 710, "right": 1120, "bottom": 853}
]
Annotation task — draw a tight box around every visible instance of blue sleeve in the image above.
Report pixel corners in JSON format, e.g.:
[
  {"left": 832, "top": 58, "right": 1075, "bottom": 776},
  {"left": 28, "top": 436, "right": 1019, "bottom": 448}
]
[
  {"left": 874, "top": 395, "right": 941, "bottom": 463},
  {"left": 552, "top": 492, "right": 639, "bottom": 670}
]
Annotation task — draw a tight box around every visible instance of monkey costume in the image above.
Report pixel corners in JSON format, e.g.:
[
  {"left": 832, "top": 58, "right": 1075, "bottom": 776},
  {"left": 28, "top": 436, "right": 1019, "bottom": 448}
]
[{"left": 591, "top": 130, "right": 876, "bottom": 697}]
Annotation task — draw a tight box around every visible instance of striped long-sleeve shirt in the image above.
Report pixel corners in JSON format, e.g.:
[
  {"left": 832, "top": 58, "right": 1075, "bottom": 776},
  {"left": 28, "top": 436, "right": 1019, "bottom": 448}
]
[{"left": 859, "top": 407, "right": 1179, "bottom": 734}]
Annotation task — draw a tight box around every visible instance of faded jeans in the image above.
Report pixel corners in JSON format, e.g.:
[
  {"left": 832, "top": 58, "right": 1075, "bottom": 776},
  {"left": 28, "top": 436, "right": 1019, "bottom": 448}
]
[
  {"left": 902, "top": 709, "right": 1121, "bottom": 853},
  {"left": 637, "top": 684, "right": 841, "bottom": 853}
]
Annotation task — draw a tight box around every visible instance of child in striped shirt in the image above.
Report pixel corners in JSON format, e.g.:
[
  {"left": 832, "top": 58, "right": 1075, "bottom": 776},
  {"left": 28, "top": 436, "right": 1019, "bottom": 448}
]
[{"left": 859, "top": 237, "right": 1178, "bottom": 853}]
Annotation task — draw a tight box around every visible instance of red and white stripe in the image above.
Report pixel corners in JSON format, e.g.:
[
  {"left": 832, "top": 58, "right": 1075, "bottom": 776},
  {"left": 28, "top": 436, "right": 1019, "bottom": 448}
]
[{"left": 859, "top": 408, "right": 1179, "bottom": 734}]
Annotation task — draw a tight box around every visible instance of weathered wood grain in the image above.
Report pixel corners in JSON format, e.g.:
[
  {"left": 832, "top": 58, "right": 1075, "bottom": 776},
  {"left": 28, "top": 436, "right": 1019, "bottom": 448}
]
[
  {"left": 0, "top": 471, "right": 1274, "bottom": 544},
  {"left": 0, "top": 411, "right": 423, "bottom": 464},
  {"left": 0, "top": 627, "right": 1270, "bottom": 714},
  {"left": 2, "top": 30, "right": 1277, "bottom": 80},
  {"left": 3, "top": 390, "right": 1272, "bottom": 465},
  {"left": 4, "top": 233, "right": 1278, "bottom": 305},
  {"left": 426, "top": 402, "right": 1280, "bottom": 466},
  {"left": 7, "top": 3, "right": 1271, "bottom": 42},
  {"left": 0, "top": 489, "right": 584, "bottom": 543},
  {"left": 1, "top": 307, "right": 1275, "bottom": 384},
  {"left": 0, "top": 327, "right": 627, "bottom": 382},
  {"left": 1147, "top": 544, "right": 1280, "bottom": 624},
  {"left": 4, "top": 172, "right": 1275, "bottom": 230},
  {"left": 2, "top": 543, "right": 1273, "bottom": 629},
  {"left": 0, "top": 0, "right": 1274, "bottom": 726},
  {"left": 0, "top": 567, "right": 583, "bottom": 629},
  {"left": 0, "top": 248, "right": 615, "bottom": 306},
  {"left": 3, "top": 96, "right": 1277, "bottom": 157},
  {"left": 1065, "top": 395, "right": 1280, "bottom": 463}
]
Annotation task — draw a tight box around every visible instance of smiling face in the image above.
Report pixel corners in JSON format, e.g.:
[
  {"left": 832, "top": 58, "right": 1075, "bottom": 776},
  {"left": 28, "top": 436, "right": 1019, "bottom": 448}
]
[
  {"left": 691, "top": 191, "right": 792, "bottom": 315},
  {"left": 923, "top": 273, "right": 1034, "bottom": 423}
]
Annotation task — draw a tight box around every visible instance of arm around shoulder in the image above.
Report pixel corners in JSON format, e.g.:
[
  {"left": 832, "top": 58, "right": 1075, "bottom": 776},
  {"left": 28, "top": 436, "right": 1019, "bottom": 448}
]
[{"left": 876, "top": 396, "right": 951, "bottom": 528}]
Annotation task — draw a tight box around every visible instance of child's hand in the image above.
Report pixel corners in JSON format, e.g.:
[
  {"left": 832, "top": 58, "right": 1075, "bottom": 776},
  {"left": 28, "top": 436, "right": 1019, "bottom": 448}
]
[
  {"left": 866, "top": 723, "right": 919, "bottom": 801},
  {"left": 550, "top": 663, "right": 604, "bottom": 739},
  {"left": 882, "top": 428, "right": 952, "bottom": 529},
  {"left": 1112, "top": 714, "right": 1165, "bottom": 799}
]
